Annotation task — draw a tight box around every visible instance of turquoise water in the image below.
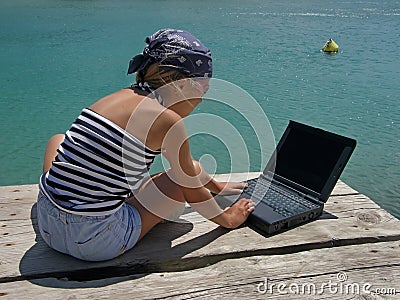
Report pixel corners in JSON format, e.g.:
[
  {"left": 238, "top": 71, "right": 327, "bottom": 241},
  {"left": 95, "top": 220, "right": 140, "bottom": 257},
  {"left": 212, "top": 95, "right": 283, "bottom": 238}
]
[{"left": 1, "top": 0, "right": 399, "bottom": 218}]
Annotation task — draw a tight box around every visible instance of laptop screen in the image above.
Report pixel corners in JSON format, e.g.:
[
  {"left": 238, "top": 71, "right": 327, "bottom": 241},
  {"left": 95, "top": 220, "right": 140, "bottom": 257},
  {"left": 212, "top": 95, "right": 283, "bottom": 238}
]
[{"left": 273, "top": 122, "right": 353, "bottom": 195}]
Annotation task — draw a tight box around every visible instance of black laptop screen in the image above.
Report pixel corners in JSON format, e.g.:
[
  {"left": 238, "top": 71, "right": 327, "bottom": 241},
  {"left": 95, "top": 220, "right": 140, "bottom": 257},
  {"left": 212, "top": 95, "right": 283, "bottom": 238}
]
[{"left": 274, "top": 125, "right": 347, "bottom": 194}]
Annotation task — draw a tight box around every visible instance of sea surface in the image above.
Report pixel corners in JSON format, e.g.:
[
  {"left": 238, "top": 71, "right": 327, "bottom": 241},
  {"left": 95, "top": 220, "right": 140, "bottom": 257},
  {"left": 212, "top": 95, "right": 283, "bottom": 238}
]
[{"left": 0, "top": 0, "right": 399, "bottom": 218}]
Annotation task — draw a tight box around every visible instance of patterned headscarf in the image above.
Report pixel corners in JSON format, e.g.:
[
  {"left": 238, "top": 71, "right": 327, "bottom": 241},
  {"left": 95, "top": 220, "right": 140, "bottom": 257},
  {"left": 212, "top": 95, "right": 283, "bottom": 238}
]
[{"left": 127, "top": 29, "right": 212, "bottom": 79}]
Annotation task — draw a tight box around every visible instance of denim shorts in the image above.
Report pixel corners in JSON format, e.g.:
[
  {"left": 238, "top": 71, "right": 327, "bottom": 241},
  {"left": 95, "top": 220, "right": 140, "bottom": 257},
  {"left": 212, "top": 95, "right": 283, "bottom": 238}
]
[{"left": 36, "top": 191, "right": 142, "bottom": 261}]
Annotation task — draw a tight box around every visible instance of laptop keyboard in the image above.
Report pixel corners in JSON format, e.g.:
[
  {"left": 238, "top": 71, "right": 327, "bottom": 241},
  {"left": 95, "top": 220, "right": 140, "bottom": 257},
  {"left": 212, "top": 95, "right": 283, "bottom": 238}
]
[{"left": 245, "top": 178, "right": 320, "bottom": 217}]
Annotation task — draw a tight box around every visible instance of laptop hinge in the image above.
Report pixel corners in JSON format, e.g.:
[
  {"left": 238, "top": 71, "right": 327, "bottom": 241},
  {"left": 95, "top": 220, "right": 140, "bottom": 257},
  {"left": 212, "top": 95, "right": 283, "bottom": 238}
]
[{"left": 261, "top": 172, "right": 323, "bottom": 205}]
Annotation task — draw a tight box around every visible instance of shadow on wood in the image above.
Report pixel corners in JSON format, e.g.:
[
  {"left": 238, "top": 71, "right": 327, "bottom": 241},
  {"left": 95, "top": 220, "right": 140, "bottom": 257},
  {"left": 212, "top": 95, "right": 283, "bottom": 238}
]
[{"left": 18, "top": 203, "right": 230, "bottom": 288}]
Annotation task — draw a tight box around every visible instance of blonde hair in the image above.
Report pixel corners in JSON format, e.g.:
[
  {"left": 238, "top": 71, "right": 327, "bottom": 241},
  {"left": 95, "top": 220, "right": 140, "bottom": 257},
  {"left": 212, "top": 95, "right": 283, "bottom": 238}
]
[{"left": 136, "top": 63, "right": 187, "bottom": 90}]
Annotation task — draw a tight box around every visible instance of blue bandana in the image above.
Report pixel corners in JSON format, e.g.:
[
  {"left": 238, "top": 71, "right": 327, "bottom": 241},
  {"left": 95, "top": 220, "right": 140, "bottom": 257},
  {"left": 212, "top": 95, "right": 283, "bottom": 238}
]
[{"left": 127, "top": 29, "right": 212, "bottom": 78}]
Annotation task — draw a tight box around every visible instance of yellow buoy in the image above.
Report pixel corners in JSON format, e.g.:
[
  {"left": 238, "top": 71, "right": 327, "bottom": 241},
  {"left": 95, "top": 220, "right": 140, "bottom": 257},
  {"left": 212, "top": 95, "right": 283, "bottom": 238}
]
[{"left": 322, "top": 38, "right": 339, "bottom": 53}]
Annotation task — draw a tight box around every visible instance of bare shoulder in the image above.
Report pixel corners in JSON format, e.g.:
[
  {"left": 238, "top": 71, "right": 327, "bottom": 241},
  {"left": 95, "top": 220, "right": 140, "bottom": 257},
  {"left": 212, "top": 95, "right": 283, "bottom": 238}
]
[
  {"left": 127, "top": 103, "right": 186, "bottom": 151},
  {"left": 88, "top": 89, "right": 143, "bottom": 126},
  {"left": 159, "top": 108, "right": 182, "bottom": 126},
  {"left": 89, "top": 89, "right": 186, "bottom": 150},
  {"left": 152, "top": 108, "right": 186, "bottom": 139}
]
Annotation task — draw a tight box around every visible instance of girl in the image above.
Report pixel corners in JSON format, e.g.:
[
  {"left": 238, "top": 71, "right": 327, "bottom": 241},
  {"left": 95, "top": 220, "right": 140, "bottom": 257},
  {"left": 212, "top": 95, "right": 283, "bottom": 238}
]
[{"left": 37, "top": 29, "right": 255, "bottom": 261}]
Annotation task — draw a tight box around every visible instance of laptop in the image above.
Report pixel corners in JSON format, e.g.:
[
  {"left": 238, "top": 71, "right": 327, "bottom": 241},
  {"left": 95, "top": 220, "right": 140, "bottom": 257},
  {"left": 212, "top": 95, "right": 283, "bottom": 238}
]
[{"left": 231, "top": 120, "right": 356, "bottom": 235}]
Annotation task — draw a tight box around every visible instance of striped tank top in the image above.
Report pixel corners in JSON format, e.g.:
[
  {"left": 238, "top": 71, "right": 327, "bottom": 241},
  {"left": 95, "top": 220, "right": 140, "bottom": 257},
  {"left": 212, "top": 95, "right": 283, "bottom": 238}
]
[{"left": 40, "top": 108, "right": 161, "bottom": 216}]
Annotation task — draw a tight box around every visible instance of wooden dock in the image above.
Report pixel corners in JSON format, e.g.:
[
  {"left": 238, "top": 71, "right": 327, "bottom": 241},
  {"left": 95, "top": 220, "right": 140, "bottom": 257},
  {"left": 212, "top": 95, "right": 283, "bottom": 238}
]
[{"left": 0, "top": 173, "right": 399, "bottom": 299}]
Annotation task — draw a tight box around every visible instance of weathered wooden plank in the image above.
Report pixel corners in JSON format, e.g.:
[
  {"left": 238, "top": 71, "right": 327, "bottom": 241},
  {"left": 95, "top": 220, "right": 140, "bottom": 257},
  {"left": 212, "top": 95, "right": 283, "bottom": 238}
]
[
  {"left": 0, "top": 174, "right": 357, "bottom": 222},
  {"left": 1, "top": 194, "right": 399, "bottom": 284},
  {"left": 0, "top": 175, "right": 398, "bottom": 284},
  {"left": 0, "top": 241, "right": 398, "bottom": 299},
  {"left": 0, "top": 185, "right": 38, "bottom": 222}
]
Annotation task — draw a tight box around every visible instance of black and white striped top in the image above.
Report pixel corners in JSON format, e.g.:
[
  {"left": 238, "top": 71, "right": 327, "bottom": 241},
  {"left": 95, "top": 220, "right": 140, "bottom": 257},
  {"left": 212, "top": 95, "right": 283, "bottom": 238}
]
[{"left": 40, "top": 108, "right": 161, "bottom": 216}]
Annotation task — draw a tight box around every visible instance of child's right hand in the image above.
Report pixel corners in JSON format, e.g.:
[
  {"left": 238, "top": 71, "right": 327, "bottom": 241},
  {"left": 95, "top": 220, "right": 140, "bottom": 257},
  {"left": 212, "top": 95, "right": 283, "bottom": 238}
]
[{"left": 219, "top": 198, "right": 256, "bottom": 229}]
